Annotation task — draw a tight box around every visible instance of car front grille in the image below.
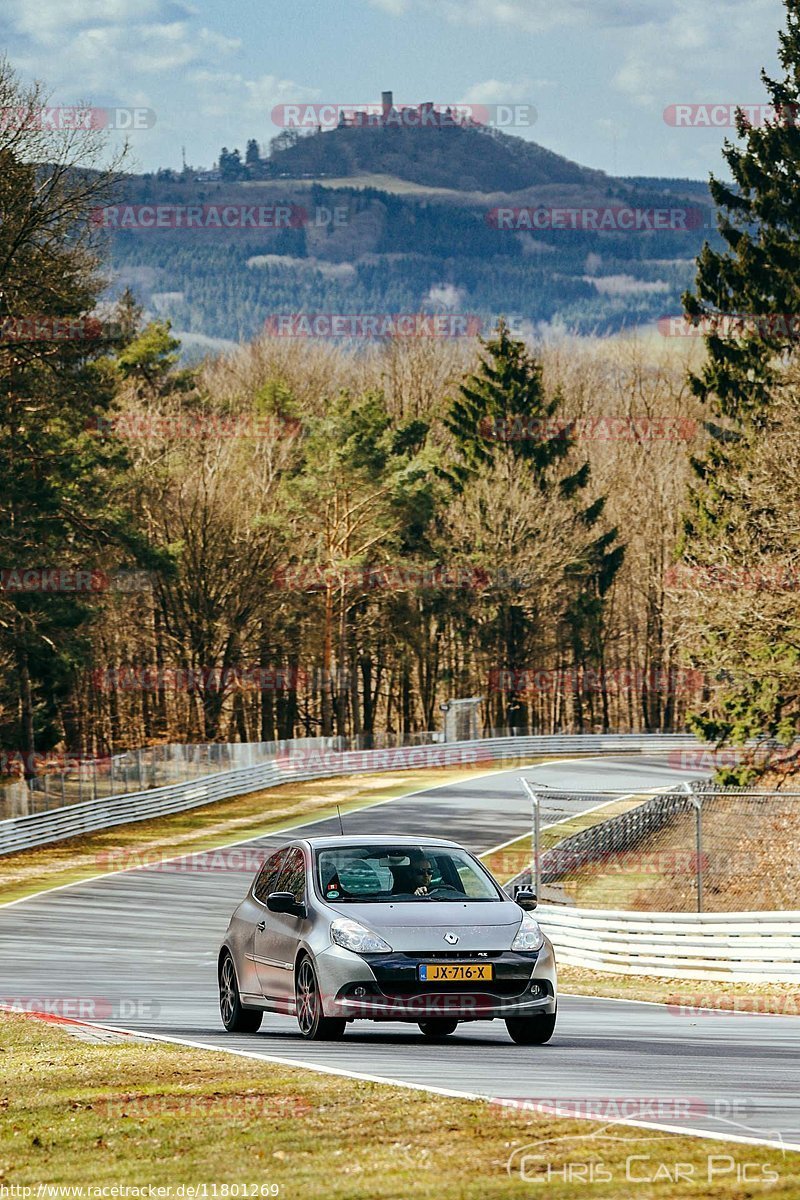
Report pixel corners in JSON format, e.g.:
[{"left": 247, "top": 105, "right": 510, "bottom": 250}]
[{"left": 378, "top": 981, "right": 529, "bottom": 997}]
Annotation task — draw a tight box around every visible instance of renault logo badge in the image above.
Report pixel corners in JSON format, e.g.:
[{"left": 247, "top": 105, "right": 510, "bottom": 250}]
[{"left": 444, "top": 932, "right": 459, "bottom": 945}]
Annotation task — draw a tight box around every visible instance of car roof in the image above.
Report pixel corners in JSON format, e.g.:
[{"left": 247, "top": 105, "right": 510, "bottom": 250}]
[{"left": 295, "top": 834, "right": 466, "bottom": 850}]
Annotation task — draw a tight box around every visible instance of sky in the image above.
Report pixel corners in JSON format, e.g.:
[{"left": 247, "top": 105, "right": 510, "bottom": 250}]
[{"left": 0, "top": 0, "right": 788, "bottom": 180}]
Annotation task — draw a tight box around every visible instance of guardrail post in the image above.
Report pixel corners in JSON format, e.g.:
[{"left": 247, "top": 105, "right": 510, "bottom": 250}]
[
  {"left": 683, "top": 781, "right": 703, "bottom": 913},
  {"left": 521, "top": 778, "right": 542, "bottom": 897}
]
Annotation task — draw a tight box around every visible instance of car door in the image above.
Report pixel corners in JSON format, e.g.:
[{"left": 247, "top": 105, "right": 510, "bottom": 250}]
[
  {"left": 247, "top": 847, "right": 289, "bottom": 999},
  {"left": 253, "top": 845, "right": 308, "bottom": 1008}
]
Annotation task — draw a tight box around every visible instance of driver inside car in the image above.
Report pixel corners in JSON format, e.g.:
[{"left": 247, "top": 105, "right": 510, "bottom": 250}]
[{"left": 393, "top": 852, "right": 435, "bottom": 895}]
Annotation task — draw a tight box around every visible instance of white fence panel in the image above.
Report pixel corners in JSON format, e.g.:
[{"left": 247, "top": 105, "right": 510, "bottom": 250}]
[{"left": 537, "top": 903, "right": 800, "bottom": 982}]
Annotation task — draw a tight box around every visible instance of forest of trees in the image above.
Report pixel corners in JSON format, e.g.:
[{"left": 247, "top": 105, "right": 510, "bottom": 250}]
[
  {"left": 107, "top": 177, "right": 713, "bottom": 345},
  {"left": 3, "top": 0, "right": 800, "bottom": 780}
]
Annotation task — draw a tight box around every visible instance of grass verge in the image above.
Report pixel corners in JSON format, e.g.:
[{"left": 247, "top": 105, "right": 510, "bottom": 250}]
[
  {"left": 559, "top": 965, "right": 800, "bottom": 1016},
  {"left": 0, "top": 1012, "right": 797, "bottom": 1197},
  {"left": 0, "top": 760, "right": 541, "bottom": 907}
]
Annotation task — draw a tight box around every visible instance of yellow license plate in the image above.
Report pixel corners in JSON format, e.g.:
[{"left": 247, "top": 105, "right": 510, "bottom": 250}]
[{"left": 418, "top": 963, "right": 493, "bottom": 982}]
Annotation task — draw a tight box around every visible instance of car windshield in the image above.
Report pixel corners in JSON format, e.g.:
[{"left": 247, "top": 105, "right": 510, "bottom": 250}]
[{"left": 316, "top": 844, "right": 503, "bottom": 903}]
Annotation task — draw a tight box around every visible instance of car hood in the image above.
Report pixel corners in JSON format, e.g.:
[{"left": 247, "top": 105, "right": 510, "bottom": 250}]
[{"left": 329, "top": 900, "right": 525, "bottom": 952}]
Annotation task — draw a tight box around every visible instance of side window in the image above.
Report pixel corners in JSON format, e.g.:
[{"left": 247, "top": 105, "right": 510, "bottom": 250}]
[
  {"left": 276, "top": 847, "right": 306, "bottom": 904},
  {"left": 253, "top": 848, "right": 288, "bottom": 903}
]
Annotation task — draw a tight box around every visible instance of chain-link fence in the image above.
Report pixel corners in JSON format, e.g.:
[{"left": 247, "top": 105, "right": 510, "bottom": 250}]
[
  {"left": 0, "top": 731, "right": 444, "bottom": 821},
  {"left": 510, "top": 782, "right": 800, "bottom": 913}
]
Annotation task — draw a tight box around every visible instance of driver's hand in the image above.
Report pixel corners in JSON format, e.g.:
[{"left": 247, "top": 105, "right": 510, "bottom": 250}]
[{"left": 414, "top": 886, "right": 428, "bottom": 895}]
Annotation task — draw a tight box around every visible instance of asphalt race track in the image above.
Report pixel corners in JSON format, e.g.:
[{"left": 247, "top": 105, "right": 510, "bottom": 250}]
[{"left": 2, "top": 755, "right": 799, "bottom": 1150}]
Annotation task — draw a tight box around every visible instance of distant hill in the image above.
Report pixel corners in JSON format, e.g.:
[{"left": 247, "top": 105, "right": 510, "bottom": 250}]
[
  {"left": 266, "top": 122, "right": 607, "bottom": 194},
  {"left": 101, "top": 120, "right": 717, "bottom": 352}
]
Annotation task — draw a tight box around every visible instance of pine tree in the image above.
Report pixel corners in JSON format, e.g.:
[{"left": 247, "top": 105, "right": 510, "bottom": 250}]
[
  {"left": 445, "top": 319, "right": 579, "bottom": 485},
  {"left": 680, "top": 0, "right": 800, "bottom": 762},
  {"left": 445, "top": 322, "right": 624, "bottom": 731},
  {"left": 683, "top": 0, "right": 800, "bottom": 420},
  {"left": 0, "top": 64, "right": 155, "bottom": 766}
]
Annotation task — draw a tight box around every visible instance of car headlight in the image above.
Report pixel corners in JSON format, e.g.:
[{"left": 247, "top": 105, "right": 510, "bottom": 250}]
[
  {"left": 511, "top": 912, "right": 545, "bottom": 952},
  {"left": 330, "top": 917, "right": 392, "bottom": 954}
]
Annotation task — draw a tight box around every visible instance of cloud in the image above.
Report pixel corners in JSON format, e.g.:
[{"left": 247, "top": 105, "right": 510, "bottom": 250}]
[
  {"left": 2, "top": 0, "right": 240, "bottom": 90},
  {"left": 364, "top": 0, "right": 779, "bottom": 37},
  {"left": 2, "top": 0, "right": 189, "bottom": 41},
  {"left": 367, "top": 0, "right": 658, "bottom": 32},
  {"left": 366, "top": 0, "right": 411, "bottom": 13},
  {"left": 460, "top": 78, "right": 541, "bottom": 105},
  {"left": 187, "top": 71, "right": 318, "bottom": 123},
  {"left": 611, "top": 0, "right": 780, "bottom": 108}
]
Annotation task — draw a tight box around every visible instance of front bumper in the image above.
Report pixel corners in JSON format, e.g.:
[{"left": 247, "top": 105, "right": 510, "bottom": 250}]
[{"left": 315, "top": 941, "right": 557, "bottom": 1022}]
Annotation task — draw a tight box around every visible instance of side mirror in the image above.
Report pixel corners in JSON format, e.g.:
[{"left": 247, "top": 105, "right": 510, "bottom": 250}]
[
  {"left": 267, "top": 891, "right": 306, "bottom": 917},
  {"left": 514, "top": 887, "right": 538, "bottom": 911}
]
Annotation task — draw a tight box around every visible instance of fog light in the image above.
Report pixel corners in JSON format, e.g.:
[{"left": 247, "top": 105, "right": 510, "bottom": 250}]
[{"left": 354, "top": 986, "right": 367, "bottom": 997}]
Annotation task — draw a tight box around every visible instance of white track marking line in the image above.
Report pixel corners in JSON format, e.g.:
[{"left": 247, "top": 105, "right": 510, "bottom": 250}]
[
  {"left": 35, "top": 1018, "right": 798, "bottom": 1154},
  {"left": 2, "top": 1002, "right": 793, "bottom": 1141}
]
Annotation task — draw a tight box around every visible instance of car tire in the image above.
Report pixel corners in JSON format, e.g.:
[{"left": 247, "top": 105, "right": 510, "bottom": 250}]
[
  {"left": 505, "top": 1008, "right": 557, "bottom": 1045},
  {"left": 219, "top": 952, "right": 262, "bottom": 1033},
  {"left": 418, "top": 1019, "right": 458, "bottom": 1038},
  {"left": 295, "top": 957, "right": 346, "bottom": 1040}
]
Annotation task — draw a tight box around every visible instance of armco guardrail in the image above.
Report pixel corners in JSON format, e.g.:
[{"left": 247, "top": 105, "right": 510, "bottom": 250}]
[
  {"left": 0, "top": 732, "right": 709, "bottom": 856},
  {"left": 510, "top": 784, "right": 693, "bottom": 891},
  {"left": 536, "top": 904, "right": 800, "bottom": 983}
]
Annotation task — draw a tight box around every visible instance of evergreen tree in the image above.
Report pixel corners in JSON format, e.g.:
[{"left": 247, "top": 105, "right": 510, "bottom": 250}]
[
  {"left": 445, "top": 322, "right": 624, "bottom": 731},
  {"left": 683, "top": 0, "right": 800, "bottom": 421},
  {"left": 680, "top": 1, "right": 800, "bottom": 761},
  {"left": 0, "top": 64, "right": 155, "bottom": 766},
  {"left": 218, "top": 147, "right": 243, "bottom": 180}
]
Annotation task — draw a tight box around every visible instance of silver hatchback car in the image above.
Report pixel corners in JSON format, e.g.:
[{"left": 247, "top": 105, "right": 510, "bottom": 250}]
[{"left": 218, "top": 834, "right": 557, "bottom": 1043}]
